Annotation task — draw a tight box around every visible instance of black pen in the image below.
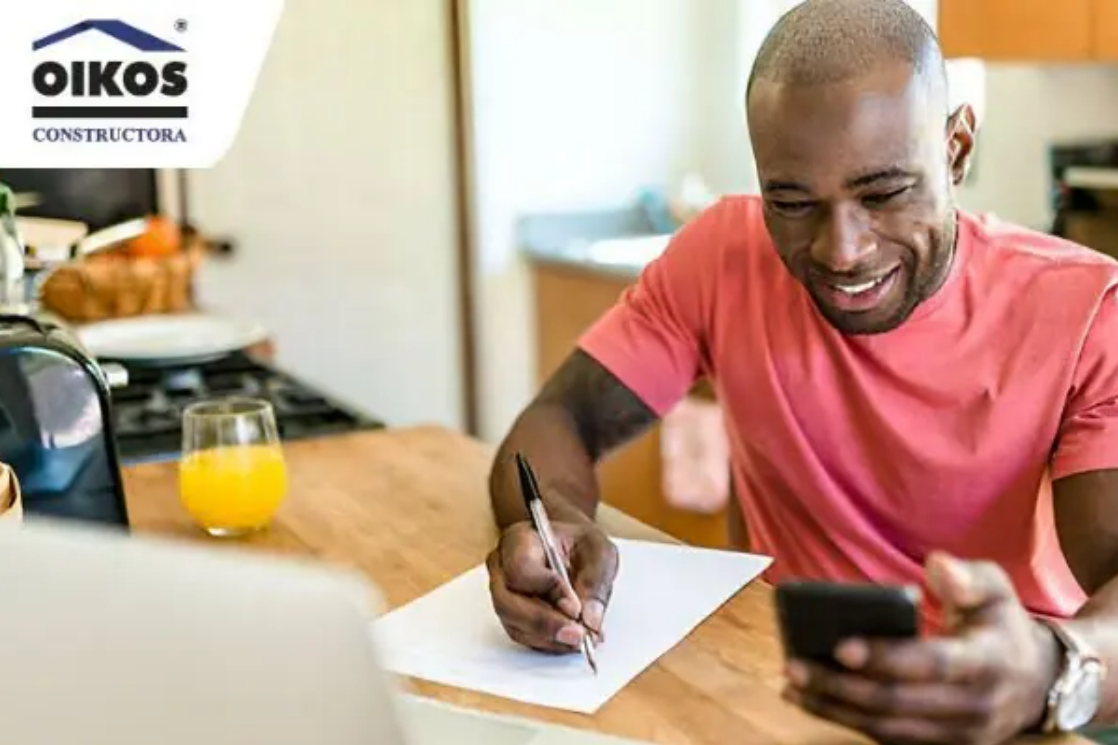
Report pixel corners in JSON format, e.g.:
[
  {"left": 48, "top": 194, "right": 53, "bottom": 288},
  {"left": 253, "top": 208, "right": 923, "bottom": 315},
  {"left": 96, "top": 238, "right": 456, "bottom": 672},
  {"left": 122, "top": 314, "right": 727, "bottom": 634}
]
[{"left": 515, "top": 452, "right": 599, "bottom": 675}]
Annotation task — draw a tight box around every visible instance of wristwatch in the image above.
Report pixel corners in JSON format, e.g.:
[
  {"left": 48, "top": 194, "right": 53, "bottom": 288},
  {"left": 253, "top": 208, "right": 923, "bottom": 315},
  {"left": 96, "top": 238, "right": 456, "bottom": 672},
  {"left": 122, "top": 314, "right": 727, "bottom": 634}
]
[{"left": 1038, "top": 618, "right": 1107, "bottom": 733}]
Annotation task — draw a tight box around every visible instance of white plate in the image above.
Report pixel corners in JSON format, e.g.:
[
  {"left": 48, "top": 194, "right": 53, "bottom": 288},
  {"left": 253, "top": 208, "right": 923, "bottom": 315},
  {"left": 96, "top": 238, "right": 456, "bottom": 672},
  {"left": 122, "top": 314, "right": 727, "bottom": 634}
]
[{"left": 76, "top": 313, "right": 268, "bottom": 364}]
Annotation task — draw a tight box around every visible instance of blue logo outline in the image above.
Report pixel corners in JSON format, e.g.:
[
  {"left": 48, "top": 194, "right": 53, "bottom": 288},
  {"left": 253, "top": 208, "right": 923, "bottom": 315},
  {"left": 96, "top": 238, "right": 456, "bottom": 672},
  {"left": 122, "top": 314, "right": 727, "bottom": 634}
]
[{"left": 33, "top": 19, "right": 184, "bottom": 53}]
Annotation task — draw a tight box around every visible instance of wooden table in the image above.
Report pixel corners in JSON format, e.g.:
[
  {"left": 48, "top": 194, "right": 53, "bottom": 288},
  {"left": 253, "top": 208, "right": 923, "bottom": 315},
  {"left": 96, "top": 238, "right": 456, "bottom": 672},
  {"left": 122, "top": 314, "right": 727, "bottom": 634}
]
[{"left": 122, "top": 426, "right": 1075, "bottom": 745}]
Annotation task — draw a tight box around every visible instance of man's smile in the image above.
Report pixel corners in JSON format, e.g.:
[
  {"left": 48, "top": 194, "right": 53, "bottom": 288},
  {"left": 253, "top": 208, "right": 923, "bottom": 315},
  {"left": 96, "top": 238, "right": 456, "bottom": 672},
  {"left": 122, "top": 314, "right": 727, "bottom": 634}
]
[{"left": 808, "top": 265, "right": 902, "bottom": 313}]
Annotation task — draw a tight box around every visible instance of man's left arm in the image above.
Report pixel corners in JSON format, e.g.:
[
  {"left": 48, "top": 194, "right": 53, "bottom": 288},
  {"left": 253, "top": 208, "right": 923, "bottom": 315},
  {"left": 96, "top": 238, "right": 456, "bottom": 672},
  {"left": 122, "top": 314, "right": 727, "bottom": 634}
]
[
  {"left": 1048, "top": 282, "right": 1118, "bottom": 726},
  {"left": 784, "top": 284, "right": 1118, "bottom": 743},
  {"left": 1053, "top": 469, "right": 1118, "bottom": 724}
]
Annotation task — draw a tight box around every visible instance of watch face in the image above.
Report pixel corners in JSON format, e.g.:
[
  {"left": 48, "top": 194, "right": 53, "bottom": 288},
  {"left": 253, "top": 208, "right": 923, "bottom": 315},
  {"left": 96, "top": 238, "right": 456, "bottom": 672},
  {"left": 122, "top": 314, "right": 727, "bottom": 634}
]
[{"left": 1057, "top": 662, "right": 1104, "bottom": 732}]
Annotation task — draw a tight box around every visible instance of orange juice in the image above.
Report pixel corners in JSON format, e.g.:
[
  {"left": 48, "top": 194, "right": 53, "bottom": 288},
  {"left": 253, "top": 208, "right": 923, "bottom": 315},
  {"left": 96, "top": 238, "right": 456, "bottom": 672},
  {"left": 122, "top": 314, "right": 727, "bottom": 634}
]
[{"left": 179, "top": 444, "right": 287, "bottom": 534}]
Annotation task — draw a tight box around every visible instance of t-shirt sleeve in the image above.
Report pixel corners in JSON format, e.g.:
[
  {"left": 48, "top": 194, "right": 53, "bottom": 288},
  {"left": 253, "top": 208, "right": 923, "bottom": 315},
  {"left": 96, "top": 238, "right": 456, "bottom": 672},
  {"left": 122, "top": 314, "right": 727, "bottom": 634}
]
[
  {"left": 576, "top": 201, "right": 725, "bottom": 417},
  {"left": 1052, "top": 285, "right": 1118, "bottom": 479}
]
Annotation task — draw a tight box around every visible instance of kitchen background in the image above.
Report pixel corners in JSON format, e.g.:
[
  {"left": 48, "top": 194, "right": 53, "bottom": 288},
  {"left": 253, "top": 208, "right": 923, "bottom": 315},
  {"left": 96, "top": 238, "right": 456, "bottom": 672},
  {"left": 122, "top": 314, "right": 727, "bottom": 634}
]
[
  {"left": 4, "top": 0, "right": 1118, "bottom": 543},
  {"left": 200, "top": 0, "right": 1118, "bottom": 441}
]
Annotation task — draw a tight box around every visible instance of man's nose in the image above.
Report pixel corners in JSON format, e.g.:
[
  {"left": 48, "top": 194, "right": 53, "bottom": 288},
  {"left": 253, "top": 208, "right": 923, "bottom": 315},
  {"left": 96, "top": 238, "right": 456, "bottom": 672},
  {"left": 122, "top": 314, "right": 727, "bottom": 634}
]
[{"left": 811, "top": 204, "right": 876, "bottom": 272}]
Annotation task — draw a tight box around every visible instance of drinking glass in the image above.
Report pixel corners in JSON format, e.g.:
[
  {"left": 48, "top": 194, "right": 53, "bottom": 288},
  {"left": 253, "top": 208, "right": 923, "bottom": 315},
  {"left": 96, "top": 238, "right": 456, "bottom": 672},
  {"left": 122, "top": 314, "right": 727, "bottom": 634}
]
[{"left": 179, "top": 398, "right": 288, "bottom": 537}]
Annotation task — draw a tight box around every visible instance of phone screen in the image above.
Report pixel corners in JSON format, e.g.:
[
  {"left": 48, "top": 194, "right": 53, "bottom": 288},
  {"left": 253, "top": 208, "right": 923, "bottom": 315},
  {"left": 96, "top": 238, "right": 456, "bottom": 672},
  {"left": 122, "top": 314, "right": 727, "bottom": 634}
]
[{"left": 775, "top": 580, "right": 920, "bottom": 667}]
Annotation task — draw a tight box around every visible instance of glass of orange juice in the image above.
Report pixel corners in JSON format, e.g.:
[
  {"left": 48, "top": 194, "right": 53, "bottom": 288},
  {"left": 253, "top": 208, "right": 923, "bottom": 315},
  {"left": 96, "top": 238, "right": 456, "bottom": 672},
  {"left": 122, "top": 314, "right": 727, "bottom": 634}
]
[{"left": 179, "top": 398, "right": 288, "bottom": 537}]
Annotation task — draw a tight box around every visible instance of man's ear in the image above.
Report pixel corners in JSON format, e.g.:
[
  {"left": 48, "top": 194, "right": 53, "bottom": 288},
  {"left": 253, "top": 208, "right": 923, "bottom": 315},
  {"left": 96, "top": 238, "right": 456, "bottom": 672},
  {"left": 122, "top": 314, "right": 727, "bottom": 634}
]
[{"left": 946, "top": 104, "right": 977, "bottom": 186}]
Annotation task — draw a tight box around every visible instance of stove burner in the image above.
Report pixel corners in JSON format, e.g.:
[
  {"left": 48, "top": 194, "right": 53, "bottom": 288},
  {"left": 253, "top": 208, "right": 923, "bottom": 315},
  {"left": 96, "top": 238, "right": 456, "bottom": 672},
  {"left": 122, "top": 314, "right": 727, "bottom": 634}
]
[
  {"left": 105, "top": 353, "right": 384, "bottom": 464},
  {"left": 162, "top": 368, "right": 204, "bottom": 393},
  {"left": 146, "top": 389, "right": 176, "bottom": 415}
]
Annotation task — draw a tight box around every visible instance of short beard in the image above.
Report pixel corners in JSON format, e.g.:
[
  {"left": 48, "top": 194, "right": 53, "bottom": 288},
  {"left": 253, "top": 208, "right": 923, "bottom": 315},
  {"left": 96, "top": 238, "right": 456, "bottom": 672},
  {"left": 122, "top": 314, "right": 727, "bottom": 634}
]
[{"left": 816, "top": 212, "right": 959, "bottom": 336}]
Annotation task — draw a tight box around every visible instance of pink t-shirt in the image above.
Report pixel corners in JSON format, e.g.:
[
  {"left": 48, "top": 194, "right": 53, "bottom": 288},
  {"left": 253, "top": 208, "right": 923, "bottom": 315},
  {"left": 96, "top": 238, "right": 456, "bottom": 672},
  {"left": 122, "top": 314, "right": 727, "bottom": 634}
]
[{"left": 579, "top": 195, "right": 1118, "bottom": 631}]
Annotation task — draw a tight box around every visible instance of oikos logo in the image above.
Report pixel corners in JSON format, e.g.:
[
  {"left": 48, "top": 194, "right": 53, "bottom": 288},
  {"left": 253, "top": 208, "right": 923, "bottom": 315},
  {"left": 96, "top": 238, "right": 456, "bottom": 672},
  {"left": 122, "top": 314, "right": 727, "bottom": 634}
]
[
  {"left": 30, "top": 19, "right": 190, "bottom": 144},
  {"left": 33, "top": 55, "right": 187, "bottom": 102},
  {"left": 2, "top": 0, "right": 283, "bottom": 165}
]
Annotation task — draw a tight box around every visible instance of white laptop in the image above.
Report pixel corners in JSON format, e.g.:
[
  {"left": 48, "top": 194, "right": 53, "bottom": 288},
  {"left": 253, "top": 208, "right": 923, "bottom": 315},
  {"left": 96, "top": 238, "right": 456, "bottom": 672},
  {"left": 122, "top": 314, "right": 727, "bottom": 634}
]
[{"left": 0, "top": 520, "right": 647, "bottom": 745}]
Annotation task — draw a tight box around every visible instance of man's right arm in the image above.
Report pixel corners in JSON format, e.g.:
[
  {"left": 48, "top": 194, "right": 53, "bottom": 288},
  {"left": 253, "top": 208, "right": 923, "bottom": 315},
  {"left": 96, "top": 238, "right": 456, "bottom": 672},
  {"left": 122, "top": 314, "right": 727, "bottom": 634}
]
[
  {"left": 489, "top": 198, "right": 734, "bottom": 531},
  {"left": 486, "top": 200, "right": 728, "bottom": 650},
  {"left": 488, "top": 348, "right": 658, "bottom": 529}
]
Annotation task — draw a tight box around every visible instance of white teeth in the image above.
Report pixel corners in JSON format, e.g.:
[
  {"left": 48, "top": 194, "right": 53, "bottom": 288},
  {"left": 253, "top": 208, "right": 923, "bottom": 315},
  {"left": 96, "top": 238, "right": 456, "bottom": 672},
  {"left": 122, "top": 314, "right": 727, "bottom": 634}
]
[{"left": 832, "top": 277, "right": 884, "bottom": 295}]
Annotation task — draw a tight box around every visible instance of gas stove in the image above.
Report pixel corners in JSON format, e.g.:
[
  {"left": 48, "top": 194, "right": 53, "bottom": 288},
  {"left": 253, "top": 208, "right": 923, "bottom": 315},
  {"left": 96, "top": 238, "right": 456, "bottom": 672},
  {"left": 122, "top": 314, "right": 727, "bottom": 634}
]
[{"left": 105, "top": 353, "right": 385, "bottom": 464}]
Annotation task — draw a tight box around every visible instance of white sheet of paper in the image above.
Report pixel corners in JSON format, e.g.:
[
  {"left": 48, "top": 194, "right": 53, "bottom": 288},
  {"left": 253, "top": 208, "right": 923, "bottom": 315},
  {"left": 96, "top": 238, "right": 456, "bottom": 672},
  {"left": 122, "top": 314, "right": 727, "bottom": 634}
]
[{"left": 372, "top": 538, "right": 772, "bottom": 714}]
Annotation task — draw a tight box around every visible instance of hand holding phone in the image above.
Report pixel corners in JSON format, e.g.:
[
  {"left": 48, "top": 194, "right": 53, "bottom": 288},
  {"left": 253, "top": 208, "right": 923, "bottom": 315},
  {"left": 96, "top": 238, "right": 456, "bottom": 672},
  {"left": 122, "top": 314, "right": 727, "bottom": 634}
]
[{"left": 775, "top": 580, "right": 921, "bottom": 669}]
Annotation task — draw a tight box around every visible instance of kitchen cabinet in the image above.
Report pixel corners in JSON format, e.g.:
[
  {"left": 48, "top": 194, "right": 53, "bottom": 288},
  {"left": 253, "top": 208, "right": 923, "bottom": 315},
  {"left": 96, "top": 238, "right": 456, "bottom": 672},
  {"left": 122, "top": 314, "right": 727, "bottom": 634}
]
[
  {"left": 1096, "top": 0, "right": 1118, "bottom": 60},
  {"left": 938, "top": 0, "right": 1096, "bottom": 61},
  {"left": 532, "top": 259, "right": 729, "bottom": 549}
]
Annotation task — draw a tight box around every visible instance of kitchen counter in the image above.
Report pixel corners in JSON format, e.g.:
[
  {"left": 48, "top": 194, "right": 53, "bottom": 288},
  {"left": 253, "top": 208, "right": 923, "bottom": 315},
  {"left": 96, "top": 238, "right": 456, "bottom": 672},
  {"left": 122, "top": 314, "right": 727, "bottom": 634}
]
[
  {"left": 524, "top": 236, "right": 665, "bottom": 280},
  {"left": 518, "top": 207, "right": 670, "bottom": 280},
  {"left": 121, "top": 428, "right": 1077, "bottom": 745}
]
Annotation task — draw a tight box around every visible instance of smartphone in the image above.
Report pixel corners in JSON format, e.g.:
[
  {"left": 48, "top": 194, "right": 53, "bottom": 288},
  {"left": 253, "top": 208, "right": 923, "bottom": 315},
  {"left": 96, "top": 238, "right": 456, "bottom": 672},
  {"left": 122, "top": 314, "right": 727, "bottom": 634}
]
[{"left": 775, "top": 580, "right": 921, "bottom": 669}]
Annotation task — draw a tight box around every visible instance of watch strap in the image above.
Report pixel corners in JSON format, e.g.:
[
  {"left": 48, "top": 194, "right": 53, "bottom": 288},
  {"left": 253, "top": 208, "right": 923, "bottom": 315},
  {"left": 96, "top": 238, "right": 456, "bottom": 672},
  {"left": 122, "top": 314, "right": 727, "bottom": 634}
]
[
  {"left": 1042, "top": 618, "right": 1093, "bottom": 660},
  {"left": 1036, "top": 618, "right": 1104, "bottom": 733}
]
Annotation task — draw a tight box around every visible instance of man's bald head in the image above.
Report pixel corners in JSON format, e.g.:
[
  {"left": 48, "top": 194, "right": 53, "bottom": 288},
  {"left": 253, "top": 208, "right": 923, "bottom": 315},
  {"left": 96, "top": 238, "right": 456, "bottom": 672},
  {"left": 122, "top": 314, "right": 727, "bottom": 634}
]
[
  {"left": 746, "top": 0, "right": 947, "bottom": 110},
  {"left": 742, "top": 0, "right": 977, "bottom": 336}
]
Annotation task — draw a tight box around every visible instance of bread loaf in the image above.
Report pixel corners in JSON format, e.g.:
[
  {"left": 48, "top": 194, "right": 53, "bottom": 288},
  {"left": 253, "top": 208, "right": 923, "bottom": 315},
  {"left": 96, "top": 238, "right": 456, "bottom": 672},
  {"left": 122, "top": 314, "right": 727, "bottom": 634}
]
[{"left": 40, "top": 240, "right": 203, "bottom": 323}]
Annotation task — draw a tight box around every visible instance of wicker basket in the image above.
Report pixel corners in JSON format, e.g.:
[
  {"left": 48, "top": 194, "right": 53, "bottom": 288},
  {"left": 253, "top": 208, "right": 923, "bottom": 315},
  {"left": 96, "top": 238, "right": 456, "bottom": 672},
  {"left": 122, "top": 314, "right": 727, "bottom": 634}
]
[{"left": 40, "top": 239, "right": 204, "bottom": 323}]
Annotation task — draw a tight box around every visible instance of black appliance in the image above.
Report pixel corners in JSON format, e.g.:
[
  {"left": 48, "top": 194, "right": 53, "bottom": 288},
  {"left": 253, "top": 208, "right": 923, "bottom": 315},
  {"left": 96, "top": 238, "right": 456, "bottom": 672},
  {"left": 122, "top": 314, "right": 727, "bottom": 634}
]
[
  {"left": 0, "top": 169, "right": 159, "bottom": 232},
  {"left": 1049, "top": 139, "right": 1118, "bottom": 238},
  {"left": 105, "top": 353, "right": 385, "bottom": 465},
  {"left": 0, "top": 316, "right": 130, "bottom": 527}
]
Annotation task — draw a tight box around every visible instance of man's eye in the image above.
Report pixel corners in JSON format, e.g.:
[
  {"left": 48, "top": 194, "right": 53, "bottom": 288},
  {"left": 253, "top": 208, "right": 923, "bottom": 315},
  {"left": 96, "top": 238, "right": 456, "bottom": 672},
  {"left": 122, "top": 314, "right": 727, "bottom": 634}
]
[
  {"left": 770, "top": 200, "right": 814, "bottom": 216},
  {"left": 861, "top": 187, "right": 910, "bottom": 207}
]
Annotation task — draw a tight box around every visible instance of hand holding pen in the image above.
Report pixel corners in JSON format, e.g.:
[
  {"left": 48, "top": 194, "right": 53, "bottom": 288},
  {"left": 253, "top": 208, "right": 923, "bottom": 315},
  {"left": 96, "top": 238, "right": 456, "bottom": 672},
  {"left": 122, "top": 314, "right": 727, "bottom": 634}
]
[
  {"left": 485, "top": 453, "right": 620, "bottom": 671},
  {"left": 516, "top": 452, "right": 601, "bottom": 674}
]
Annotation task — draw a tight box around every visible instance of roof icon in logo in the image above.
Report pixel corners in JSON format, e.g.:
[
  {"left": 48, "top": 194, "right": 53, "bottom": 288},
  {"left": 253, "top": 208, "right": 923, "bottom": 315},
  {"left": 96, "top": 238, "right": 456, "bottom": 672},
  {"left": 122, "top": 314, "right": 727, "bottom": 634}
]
[{"left": 33, "top": 19, "right": 184, "bottom": 53}]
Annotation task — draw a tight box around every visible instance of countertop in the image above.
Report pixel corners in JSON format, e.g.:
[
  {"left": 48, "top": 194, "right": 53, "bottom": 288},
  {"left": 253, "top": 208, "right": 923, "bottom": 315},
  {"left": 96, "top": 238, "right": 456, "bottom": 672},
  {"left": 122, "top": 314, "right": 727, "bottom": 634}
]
[
  {"left": 121, "top": 427, "right": 1075, "bottom": 745},
  {"left": 524, "top": 235, "right": 668, "bottom": 280},
  {"left": 518, "top": 207, "right": 670, "bottom": 280}
]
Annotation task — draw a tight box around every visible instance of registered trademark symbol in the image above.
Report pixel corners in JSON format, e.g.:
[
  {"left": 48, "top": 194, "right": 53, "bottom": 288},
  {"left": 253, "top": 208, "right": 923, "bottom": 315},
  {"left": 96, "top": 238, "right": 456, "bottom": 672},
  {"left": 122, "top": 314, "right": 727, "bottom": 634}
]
[{"left": 174, "top": 19, "right": 188, "bottom": 33}]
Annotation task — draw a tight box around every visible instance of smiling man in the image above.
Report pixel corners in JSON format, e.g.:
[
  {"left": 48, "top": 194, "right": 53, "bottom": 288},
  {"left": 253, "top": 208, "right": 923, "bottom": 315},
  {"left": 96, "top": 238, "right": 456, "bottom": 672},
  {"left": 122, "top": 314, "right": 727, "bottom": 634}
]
[{"left": 484, "top": 1, "right": 1118, "bottom": 743}]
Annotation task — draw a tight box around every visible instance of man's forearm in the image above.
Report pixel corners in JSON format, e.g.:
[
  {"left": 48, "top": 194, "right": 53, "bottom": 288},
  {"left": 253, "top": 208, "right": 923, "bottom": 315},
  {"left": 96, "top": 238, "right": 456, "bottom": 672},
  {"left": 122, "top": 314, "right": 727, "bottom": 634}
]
[
  {"left": 488, "top": 349, "right": 660, "bottom": 530},
  {"left": 1051, "top": 469, "right": 1118, "bottom": 724},
  {"left": 489, "top": 403, "right": 600, "bottom": 529}
]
